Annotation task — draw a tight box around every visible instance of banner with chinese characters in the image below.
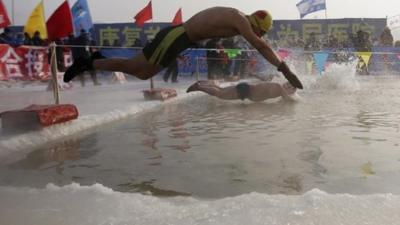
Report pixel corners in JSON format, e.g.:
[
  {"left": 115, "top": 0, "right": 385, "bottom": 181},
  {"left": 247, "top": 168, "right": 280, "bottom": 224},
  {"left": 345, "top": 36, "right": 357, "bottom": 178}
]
[
  {"left": 0, "top": 44, "right": 50, "bottom": 81},
  {"left": 93, "top": 23, "right": 167, "bottom": 47},
  {"left": 268, "top": 18, "right": 386, "bottom": 46},
  {"left": 90, "top": 18, "right": 386, "bottom": 48},
  {"left": 10, "top": 18, "right": 386, "bottom": 48}
]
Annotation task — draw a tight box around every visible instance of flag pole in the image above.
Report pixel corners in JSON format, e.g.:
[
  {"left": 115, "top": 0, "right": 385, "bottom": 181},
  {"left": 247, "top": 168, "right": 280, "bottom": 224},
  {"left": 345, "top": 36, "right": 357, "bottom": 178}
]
[
  {"left": 11, "top": 0, "right": 14, "bottom": 24},
  {"left": 324, "top": 0, "right": 328, "bottom": 19},
  {"left": 149, "top": 1, "right": 154, "bottom": 90},
  {"left": 50, "top": 42, "right": 60, "bottom": 104}
]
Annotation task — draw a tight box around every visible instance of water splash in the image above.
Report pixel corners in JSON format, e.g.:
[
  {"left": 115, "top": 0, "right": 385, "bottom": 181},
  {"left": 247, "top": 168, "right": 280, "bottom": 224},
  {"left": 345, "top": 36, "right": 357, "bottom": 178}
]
[{"left": 306, "top": 62, "right": 360, "bottom": 92}]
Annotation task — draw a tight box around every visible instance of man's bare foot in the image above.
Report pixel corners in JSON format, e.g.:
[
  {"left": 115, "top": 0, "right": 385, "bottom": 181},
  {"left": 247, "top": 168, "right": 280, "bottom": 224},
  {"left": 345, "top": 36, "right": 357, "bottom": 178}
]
[{"left": 186, "top": 81, "right": 200, "bottom": 93}]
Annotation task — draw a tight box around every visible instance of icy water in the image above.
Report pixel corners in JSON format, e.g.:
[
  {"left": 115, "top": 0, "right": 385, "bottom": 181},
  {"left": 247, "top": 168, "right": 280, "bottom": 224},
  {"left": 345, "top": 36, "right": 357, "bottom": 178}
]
[
  {"left": 2, "top": 68, "right": 400, "bottom": 224},
  {"left": 1, "top": 73, "right": 400, "bottom": 200}
]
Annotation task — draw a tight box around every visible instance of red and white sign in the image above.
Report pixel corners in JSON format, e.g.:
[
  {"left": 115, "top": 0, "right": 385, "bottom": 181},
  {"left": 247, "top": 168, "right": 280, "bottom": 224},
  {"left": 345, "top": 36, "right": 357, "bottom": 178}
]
[{"left": 0, "top": 44, "right": 50, "bottom": 81}]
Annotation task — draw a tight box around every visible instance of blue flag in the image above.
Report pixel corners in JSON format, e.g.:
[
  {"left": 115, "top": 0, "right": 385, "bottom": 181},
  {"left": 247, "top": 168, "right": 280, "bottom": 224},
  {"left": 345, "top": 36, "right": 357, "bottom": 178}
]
[
  {"left": 296, "top": 0, "right": 326, "bottom": 19},
  {"left": 313, "top": 52, "right": 329, "bottom": 75},
  {"left": 71, "top": 0, "right": 94, "bottom": 36}
]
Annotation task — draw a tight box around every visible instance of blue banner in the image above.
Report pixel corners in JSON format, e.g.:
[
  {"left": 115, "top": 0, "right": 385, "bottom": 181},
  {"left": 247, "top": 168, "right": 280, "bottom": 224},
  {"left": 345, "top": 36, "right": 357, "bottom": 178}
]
[
  {"left": 93, "top": 23, "right": 169, "bottom": 47},
  {"left": 179, "top": 49, "right": 207, "bottom": 74},
  {"left": 267, "top": 18, "right": 386, "bottom": 44},
  {"left": 100, "top": 48, "right": 139, "bottom": 58},
  {"left": 71, "top": 0, "right": 94, "bottom": 36},
  {"left": 92, "top": 18, "right": 386, "bottom": 51}
]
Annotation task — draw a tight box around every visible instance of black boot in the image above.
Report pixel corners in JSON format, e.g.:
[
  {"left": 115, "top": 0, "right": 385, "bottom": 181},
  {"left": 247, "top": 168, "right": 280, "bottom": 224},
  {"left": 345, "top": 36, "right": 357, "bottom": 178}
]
[
  {"left": 63, "top": 57, "right": 93, "bottom": 82},
  {"left": 63, "top": 52, "right": 105, "bottom": 83}
]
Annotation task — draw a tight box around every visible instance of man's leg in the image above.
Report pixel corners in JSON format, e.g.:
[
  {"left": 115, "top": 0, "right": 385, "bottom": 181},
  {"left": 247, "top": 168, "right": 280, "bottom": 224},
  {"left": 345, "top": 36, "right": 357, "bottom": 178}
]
[
  {"left": 79, "top": 73, "right": 85, "bottom": 87},
  {"left": 89, "top": 70, "right": 101, "bottom": 85},
  {"left": 171, "top": 62, "right": 179, "bottom": 82},
  {"left": 207, "top": 59, "right": 217, "bottom": 80},
  {"left": 64, "top": 53, "right": 161, "bottom": 82},
  {"left": 92, "top": 53, "right": 161, "bottom": 80},
  {"left": 163, "top": 65, "right": 173, "bottom": 82}
]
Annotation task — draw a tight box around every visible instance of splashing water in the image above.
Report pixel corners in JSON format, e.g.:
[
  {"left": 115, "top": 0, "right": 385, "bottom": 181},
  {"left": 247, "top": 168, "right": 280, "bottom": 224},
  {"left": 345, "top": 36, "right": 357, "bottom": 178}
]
[{"left": 307, "top": 62, "right": 360, "bottom": 92}]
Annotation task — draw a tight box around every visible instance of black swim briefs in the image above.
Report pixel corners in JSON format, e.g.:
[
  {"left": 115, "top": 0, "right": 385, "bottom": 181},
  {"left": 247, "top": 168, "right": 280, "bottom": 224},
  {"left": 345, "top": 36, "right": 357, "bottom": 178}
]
[
  {"left": 142, "top": 25, "right": 195, "bottom": 67},
  {"left": 236, "top": 82, "right": 251, "bottom": 100}
]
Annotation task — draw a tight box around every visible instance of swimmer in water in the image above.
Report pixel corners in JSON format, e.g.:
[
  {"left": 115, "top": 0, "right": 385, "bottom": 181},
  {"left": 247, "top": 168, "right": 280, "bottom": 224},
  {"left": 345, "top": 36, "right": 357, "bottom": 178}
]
[
  {"left": 63, "top": 7, "right": 303, "bottom": 89},
  {"left": 186, "top": 80, "right": 297, "bottom": 102}
]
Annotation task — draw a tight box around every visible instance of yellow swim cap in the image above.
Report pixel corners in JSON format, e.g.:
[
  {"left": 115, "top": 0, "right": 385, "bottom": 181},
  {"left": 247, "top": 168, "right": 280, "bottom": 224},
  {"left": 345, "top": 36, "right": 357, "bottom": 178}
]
[{"left": 248, "top": 10, "right": 273, "bottom": 32}]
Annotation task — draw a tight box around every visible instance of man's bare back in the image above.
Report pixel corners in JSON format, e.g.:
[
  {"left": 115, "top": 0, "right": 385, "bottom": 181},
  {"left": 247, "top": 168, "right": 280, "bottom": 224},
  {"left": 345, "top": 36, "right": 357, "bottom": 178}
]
[
  {"left": 183, "top": 7, "right": 244, "bottom": 41},
  {"left": 249, "top": 82, "right": 296, "bottom": 101},
  {"left": 184, "top": 7, "right": 282, "bottom": 67}
]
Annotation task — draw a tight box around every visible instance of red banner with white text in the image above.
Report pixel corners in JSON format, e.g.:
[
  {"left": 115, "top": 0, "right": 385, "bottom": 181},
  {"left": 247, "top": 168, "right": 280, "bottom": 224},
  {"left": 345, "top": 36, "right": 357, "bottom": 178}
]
[{"left": 0, "top": 44, "right": 50, "bottom": 81}]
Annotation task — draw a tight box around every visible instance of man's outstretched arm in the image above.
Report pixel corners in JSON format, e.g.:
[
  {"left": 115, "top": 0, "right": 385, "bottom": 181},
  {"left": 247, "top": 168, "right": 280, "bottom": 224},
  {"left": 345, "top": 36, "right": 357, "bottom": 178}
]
[{"left": 234, "top": 16, "right": 303, "bottom": 89}]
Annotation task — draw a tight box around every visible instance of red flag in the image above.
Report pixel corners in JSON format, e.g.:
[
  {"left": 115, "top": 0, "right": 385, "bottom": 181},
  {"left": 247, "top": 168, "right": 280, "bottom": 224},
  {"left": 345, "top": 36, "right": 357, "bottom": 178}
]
[
  {"left": 134, "top": 1, "right": 152, "bottom": 27},
  {"left": 172, "top": 8, "right": 182, "bottom": 26},
  {"left": 0, "top": 0, "right": 10, "bottom": 28},
  {"left": 46, "top": 0, "right": 73, "bottom": 41}
]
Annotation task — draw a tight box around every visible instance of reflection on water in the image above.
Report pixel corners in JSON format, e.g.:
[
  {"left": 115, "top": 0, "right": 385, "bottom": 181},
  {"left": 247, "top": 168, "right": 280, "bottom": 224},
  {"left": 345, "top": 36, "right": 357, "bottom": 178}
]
[
  {"left": 9, "top": 134, "right": 100, "bottom": 171},
  {"left": 9, "top": 139, "right": 81, "bottom": 170},
  {"left": 117, "top": 180, "right": 191, "bottom": 196},
  {"left": 2, "top": 77, "right": 400, "bottom": 198}
]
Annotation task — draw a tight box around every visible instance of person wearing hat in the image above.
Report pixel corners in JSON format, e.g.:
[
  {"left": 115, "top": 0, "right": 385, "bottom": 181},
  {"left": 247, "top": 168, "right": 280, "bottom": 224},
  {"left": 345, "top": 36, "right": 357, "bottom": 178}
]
[{"left": 64, "top": 7, "right": 303, "bottom": 89}]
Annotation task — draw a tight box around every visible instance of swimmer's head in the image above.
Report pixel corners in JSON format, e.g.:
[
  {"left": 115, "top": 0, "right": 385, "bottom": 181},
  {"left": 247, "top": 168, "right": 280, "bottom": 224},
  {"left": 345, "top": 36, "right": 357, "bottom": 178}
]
[
  {"left": 247, "top": 10, "right": 273, "bottom": 36},
  {"left": 283, "top": 82, "right": 297, "bottom": 95},
  {"left": 282, "top": 81, "right": 300, "bottom": 102}
]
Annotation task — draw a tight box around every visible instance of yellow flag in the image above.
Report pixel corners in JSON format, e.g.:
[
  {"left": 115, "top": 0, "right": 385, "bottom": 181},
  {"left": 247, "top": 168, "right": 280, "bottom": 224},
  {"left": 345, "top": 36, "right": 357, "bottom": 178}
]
[
  {"left": 356, "top": 52, "right": 372, "bottom": 67},
  {"left": 23, "top": 0, "right": 48, "bottom": 39}
]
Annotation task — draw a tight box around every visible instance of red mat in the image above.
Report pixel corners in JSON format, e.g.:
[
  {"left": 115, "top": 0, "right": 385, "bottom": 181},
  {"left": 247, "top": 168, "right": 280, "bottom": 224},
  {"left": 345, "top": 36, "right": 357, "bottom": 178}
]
[{"left": 1, "top": 104, "right": 78, "bottom": 131}]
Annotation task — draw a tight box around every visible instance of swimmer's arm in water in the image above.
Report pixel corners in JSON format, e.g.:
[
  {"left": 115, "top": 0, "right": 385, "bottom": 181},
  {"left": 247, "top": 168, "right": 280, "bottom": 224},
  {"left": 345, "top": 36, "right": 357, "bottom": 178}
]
[{"left": 280, "top": 82, "right": 297, "bottom": 101}]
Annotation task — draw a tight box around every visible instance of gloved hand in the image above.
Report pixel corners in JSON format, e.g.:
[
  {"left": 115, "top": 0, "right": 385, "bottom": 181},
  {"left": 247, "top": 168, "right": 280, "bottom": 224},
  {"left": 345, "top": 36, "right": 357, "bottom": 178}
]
[{"left": 277, "top": 61, "right": 303, "bottom": 89}]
